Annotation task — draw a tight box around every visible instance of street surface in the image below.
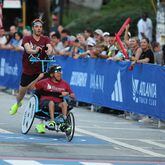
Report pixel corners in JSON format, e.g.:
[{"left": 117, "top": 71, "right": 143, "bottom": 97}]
[{"left": 0, "top": 91, "right": 165, "bottom": 165}]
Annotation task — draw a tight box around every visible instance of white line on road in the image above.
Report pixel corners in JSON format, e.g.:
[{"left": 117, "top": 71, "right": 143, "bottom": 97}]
[
  {"left": 139, "top": 139, "right": 165, "bottom": 148},
  {"left": 78, "top": 119, "right": 130, "bottom": 124},
  {"left": 76, "top": 127, "right": 165, "bottom": 157},
  {"left": 0, "top": 128, "right": 13, "bottom": 134},
  {"left": 0, "top": 123, "right": 7, "bottom": 125},
  {"left": 78, "top": 126, "right": 161, "bottom": 132},
  {"left": 80, "top": 162, "right": 112, "bottom": 165},
  {"left": 4, "top": 160, "right": 42, "bottom": 165},
  {"left": 160, "top": 130, "right": 165, "bottom": 133},
  {"left": 113, "top": 137, "right": 165, "bottom": 141}
]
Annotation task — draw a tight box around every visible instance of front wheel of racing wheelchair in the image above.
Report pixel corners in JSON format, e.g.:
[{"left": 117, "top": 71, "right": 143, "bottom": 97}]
[{"left": 21, "top": 93, "right": 75, "bottom": 142}]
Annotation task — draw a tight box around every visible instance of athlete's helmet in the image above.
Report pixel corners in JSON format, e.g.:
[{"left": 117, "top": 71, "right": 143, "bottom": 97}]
[{"left": 48, "top": 65, "right": 62, "bottom": 74}]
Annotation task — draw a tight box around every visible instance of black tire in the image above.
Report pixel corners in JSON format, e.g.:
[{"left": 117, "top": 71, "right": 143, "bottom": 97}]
[
  {"left": 21, "top": 95, "right": 38, "bottom": 134},
  {"left": 65, "top": 112, "right": 75, "bottom": 142}
]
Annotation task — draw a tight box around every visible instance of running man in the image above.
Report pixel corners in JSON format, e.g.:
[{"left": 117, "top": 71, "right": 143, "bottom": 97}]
[{"left": 9, "top": 19, "right": 52, "bottom": 133}]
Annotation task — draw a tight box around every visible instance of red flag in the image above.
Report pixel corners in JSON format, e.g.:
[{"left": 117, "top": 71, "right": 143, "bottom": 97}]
[{"left": 115, "top": 18, "right": 131, "bottom": 59}]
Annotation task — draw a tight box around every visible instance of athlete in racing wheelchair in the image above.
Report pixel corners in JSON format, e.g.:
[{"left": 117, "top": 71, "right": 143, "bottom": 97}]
[{"left": 22, "top": 65, "right": 76, "bottom": 141}]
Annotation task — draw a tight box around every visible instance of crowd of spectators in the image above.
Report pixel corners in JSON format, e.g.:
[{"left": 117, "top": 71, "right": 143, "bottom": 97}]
[
  {"left": 0, "top": 25, "right": 29, "bottom": 51},
  {"left": 0, "top": 13, "right": 165, "bottom": 66},
  {"left": 48, "top": 22, "right": 165, "bottom": 66}
]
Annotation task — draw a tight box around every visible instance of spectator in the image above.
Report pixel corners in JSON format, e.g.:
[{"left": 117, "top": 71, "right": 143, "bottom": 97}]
[
  {"left": 96, "top": 44, "right": 109, "bottom": 59},
  {"left": 10, "top": 32, "right": 23, "bottom": 51},
  {"left": 103, "top": 32, "right": 110, "bottom": 47},
  {"left": 6, "top": 25, "right": 17, "bottom": 44},
  {"left": 49, "top": 32, "right": 63, "bottom": 55},
  {"left": 22, "top": 28, "right": 32, "bottom": 37},
  {"left": 0, "top": 27, "right": 7, "bottom": 45},
  {"left": 137, "top": 12, "right": 153, "bottom": 42},
  {"left": 137, "top": 38, "right": 154, "bottom": 64},
  {"left": 152, "top": 41, "right": 164, "bottom": 65},
  {"left": 0, "top": 32, "right": 23, "bottom": 51},
  {"left": 73, "top": 38, "right": 96, "bottom": 59},
  {"left": 58, "top": 37, "right": 71, "bottom": 56},
  {"left": 129, "top": 37, "right": 142, "bottom": 61},
  {"left": 72, "top": 39, "right": 85, "bottom": 57},
  {"left": 76, "top": 33, "right": 86, "bottom": 49},
  {"left": 107, "top": 33, "right": 117, "bottom": 58},
  {"left": 94, "top": 29, "right": 104, "bottom": 44},
  {"left": 107, "top": 42, "right": 125, "bottom": 61},
  {"left": 84, "top": 28, "right": 95, "bottom": 45},
  {"left": 61, "top": 29, "right": 71, "bottom": 39}
]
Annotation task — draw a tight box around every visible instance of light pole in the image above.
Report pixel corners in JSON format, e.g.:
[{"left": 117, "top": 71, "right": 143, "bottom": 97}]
[{"left": 22, "top": 0, "right": 26, "bottom": 29}]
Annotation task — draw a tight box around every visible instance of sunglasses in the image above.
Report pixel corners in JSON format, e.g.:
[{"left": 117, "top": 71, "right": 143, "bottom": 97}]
[{"left": 54, "top": 68, "right": 62, "bottom": 73}]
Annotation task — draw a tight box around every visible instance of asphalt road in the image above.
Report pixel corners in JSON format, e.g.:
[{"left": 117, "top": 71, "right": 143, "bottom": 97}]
[{"left": 0, "top": 91, "right": 165, "bottom": 165}]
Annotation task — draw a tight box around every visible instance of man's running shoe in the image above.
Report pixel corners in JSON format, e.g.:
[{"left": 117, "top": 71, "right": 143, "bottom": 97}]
[
  {"left": 9, "top": 101, "right": 23, "bottom": 115},
  {"left": 35, "top": 123, "right": 45, "bottom": 133},
  {"left": 46, "top": 121, "right": 56, "bottom": 130}
]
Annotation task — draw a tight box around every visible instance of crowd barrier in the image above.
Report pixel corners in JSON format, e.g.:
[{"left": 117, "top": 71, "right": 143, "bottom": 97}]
[
  {"left": 0, "top": 50, "right": 165, "bottom": 120},
  {"left": 0, "top": 50, "right": 22, "bottom": 89}
]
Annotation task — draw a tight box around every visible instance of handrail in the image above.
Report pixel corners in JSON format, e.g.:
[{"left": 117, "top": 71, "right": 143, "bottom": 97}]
[{"left": 29, "top": 59, "right": 56, "bottom": 72}]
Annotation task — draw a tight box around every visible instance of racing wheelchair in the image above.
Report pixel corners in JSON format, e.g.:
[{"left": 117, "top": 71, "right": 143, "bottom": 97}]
[{"left": 21, "top": 90, "right": 76, "bottom": 142}]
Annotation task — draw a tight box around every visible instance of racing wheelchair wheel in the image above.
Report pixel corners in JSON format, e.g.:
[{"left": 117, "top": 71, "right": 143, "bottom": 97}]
[
  {"left": 65, "top": 111, "right": 75, "bottom": 142},
  {"left": 21, "top": 94, "right": 38, "bottom": 134}
]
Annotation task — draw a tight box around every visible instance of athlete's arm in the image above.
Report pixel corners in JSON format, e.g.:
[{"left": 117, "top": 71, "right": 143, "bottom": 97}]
[
  {"left": 45, "top": 43, "right": 53, "bottom": 56},
  {"left": 65, "top": 83, "right": 76, "bottom": 99},
  {"left": 24, "top": 42, "right": 42, "bottom": 54},
  {"left": 60, "top": 91, "right": 75, "bottom": 100},
  {"left": 61, "top": 91, "right": 70, "bottom": 97}
]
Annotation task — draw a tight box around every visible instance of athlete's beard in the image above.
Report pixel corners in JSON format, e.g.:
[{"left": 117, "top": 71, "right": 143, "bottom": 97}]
[
  {"left": 53, "top": 76, "right": 61, "bottom": 82},
  {"left": 34, "top": 30, "right": 42, "bottom": 37},
  {"left": 55, "top": 78, "right": 61, "bottom": 82},
  {"left": 35, "top": 32, "right": 41, "bottom": 37}
]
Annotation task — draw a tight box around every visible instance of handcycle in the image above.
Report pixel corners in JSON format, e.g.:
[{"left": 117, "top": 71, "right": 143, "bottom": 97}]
[{"left": 21, "top": 59, "right": 76, "bottom": 142}]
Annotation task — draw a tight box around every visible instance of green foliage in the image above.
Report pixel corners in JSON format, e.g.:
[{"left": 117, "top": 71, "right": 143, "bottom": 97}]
[{"left": 64, "top": 0, "right": 156, "bottom": 38}]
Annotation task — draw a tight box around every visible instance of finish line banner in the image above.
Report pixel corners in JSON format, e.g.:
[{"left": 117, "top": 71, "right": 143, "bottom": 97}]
[{"left": 0, "top": 50, "right": 165, "bottom": 120}]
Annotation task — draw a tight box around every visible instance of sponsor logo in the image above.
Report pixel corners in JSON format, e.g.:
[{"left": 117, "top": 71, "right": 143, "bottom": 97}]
[
  {"left": 90, "top": 73, "right": 104, "bottom": 91},
  {"left": 132, "top": 77, "right": 157, "bottom": 106},
  {"left": 70, "top": 71, "right": 87, "bottom": 87},
  {"left": 47, "top": 84, "right": 52, "bottom": 90},
  {"left": 70, "top": 72, "right": 105, "bottom": 91},
  {"left": 111, "top": 71, "right": 123, "bottom": 102},
  {"left": 0, "top": 58, "right": 18, "bottom": 76},
  {"left": 0, "top": 58, "right": 5, "bottom": 76}
]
